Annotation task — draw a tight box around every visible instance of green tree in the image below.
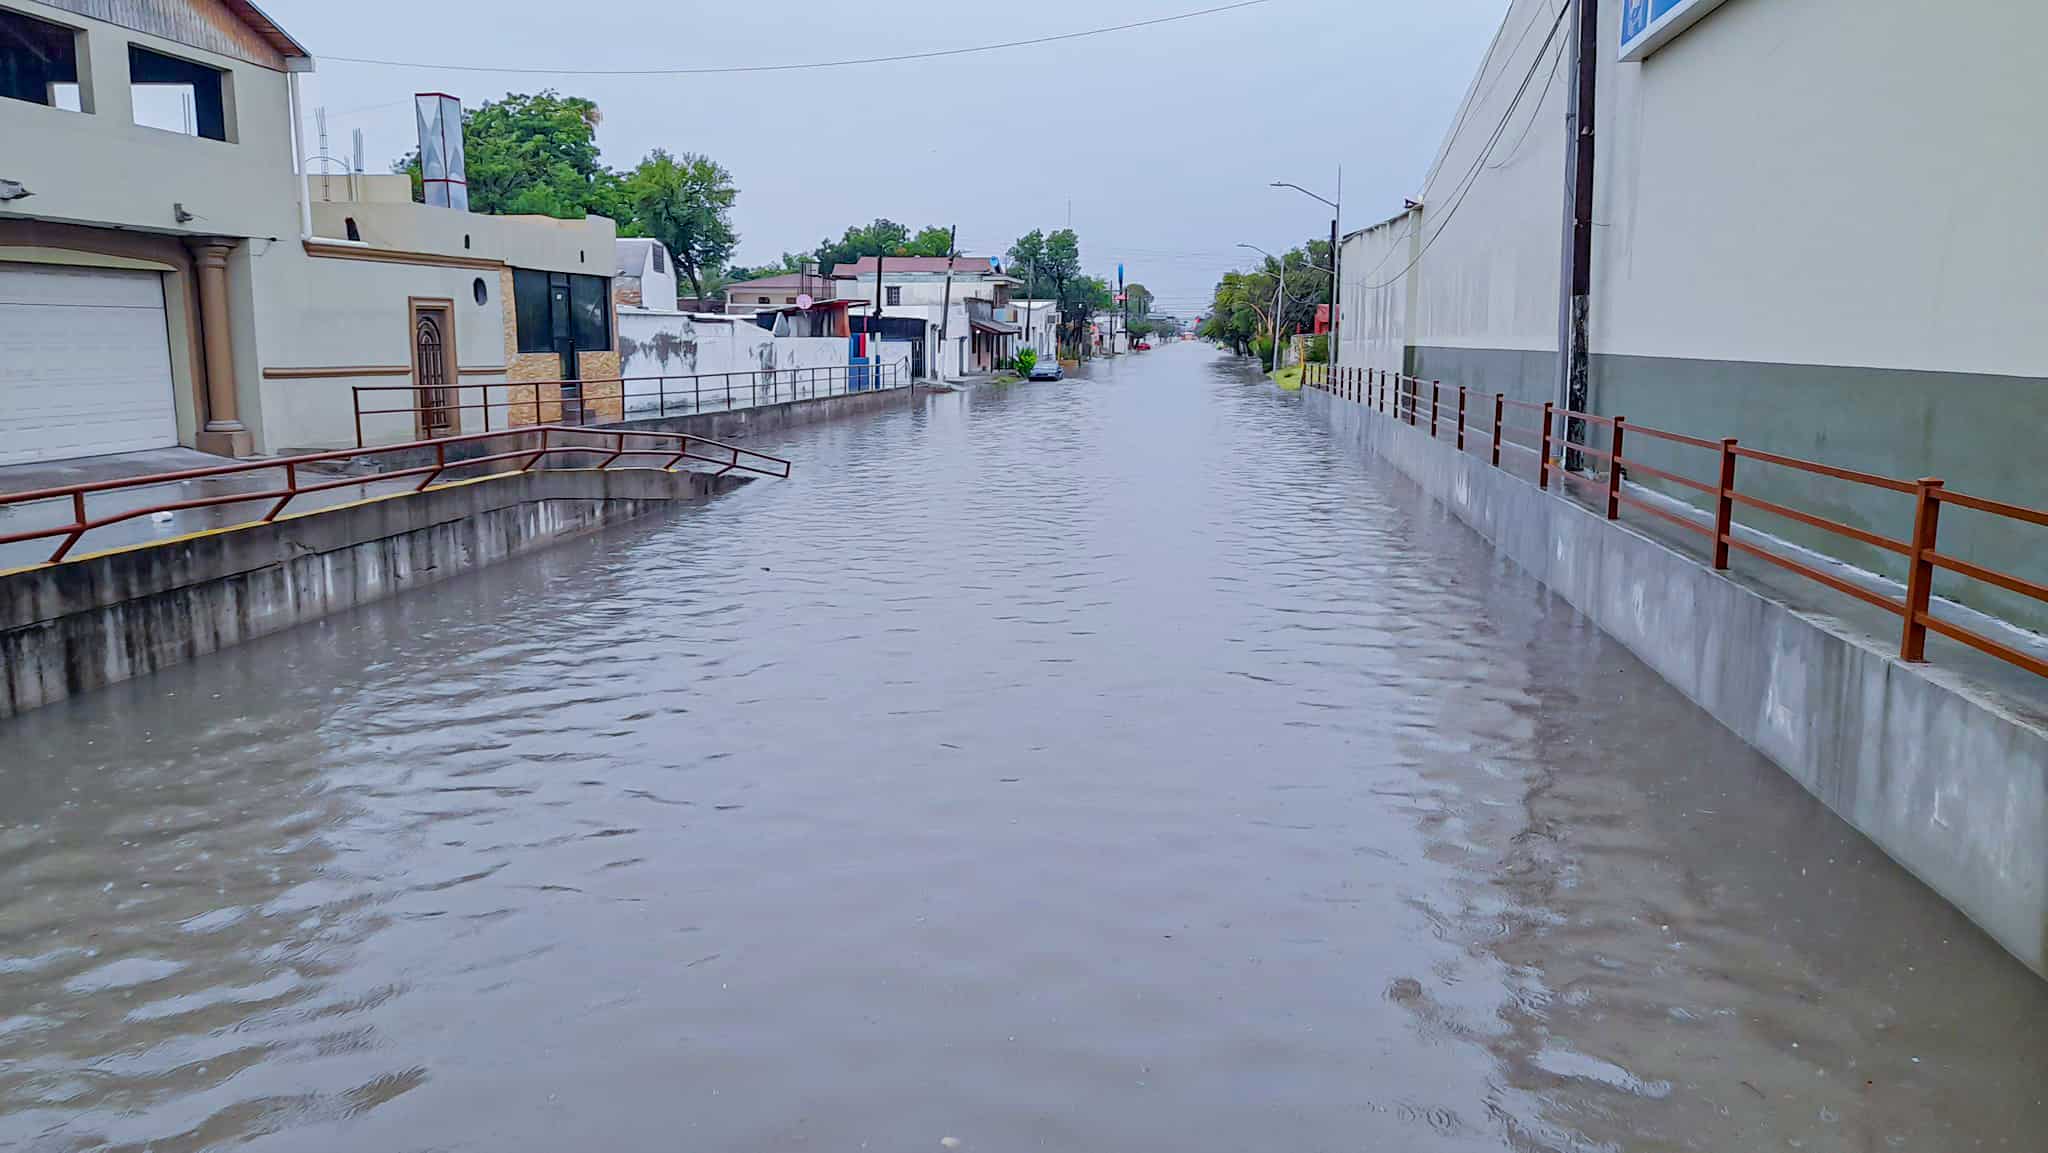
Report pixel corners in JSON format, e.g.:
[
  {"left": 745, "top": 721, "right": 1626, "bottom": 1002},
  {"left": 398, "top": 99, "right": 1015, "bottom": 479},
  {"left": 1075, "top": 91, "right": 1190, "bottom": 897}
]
[
  {"left": 1199, "top": 234, "right": 1333, "bottom": 356},
  {"left": 618, "top": 149, "right": 738, "bottom": 302},
  {"left": 1007, "top": 229, "right": 1048, "bottom": 298},
  {"left": 1042, "top": 229, "right": 1083, "bottom": 307},
  {"left": 816, "top": 219, "right": 906, "bottom": 269},
  {"left": 1071, "top": 275, "right": 1114, "bottom": 312},
  {"left": 1123, "top": 283, "right": 1154, "bottom": 320},
  {"left": 395, "top": 91, "right": 624, "bottom": 219},
  {"left": 906, "top": 226, "right": 955, "bottom": 257},
  {"left": 725, "top": 253, "right": 808, "bottom": 282}
]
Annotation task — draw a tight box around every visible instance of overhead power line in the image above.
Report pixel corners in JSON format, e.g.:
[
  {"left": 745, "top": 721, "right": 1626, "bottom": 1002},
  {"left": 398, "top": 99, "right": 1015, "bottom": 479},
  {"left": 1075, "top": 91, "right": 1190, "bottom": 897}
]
[
  {"left": 322, "top": 0, "right": 1275, "bottom": 75},
  {"left": 1358, "top": 0, "right": 1572, "bottom": 291}
]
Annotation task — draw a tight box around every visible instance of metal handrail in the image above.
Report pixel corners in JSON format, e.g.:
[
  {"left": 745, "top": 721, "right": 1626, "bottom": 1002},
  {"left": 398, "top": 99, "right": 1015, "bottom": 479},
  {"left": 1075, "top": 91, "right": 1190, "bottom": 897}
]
[
  {"left": 0, "top": 425, "right": 790, "bottom": 566},
  {"left": 1319, "top": 381, "right": 2048, "bottom": 680},
  {"left": 350, "top": 359, "right": 913, "bottom": 449}
]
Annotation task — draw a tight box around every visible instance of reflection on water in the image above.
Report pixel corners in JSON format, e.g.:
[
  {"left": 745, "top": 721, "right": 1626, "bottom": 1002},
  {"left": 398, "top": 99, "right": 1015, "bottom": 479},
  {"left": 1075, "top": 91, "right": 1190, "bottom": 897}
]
[{"left": 3, "top": 345, "right": 2045, "bottom": 1151}]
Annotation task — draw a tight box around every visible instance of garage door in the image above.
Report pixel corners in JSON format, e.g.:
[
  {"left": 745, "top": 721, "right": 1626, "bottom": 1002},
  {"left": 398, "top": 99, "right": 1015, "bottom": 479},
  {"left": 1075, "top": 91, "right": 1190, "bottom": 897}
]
[{"left": 0, "top": 263, "right": 179, "bottom": 465}]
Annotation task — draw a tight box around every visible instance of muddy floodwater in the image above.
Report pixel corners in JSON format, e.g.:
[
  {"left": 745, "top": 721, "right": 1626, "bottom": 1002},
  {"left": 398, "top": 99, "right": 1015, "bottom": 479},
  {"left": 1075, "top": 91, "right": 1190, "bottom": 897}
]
[{"left": 4, "top": 344, "right": 2046, "bottom": 1151}]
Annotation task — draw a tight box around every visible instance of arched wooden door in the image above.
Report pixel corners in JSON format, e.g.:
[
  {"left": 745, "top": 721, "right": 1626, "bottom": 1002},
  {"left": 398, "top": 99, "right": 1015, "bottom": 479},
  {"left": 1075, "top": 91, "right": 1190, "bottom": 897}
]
[{"left": 411, "top": 300, "right": 458, "bottom": 438}]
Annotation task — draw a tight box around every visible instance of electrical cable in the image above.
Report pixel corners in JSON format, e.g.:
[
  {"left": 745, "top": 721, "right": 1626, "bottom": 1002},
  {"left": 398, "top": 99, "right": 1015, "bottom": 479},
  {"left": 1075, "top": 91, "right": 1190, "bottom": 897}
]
[
  {"left": 1421, "top": 0, "right": 1560, "bottom": 192},
  {"left": 321, "top": 0, "right": 1275, "bottom": 75},
  {"left": 1486, "top": 17, "right": 1567, "bottom": 171},
  {"left": 1357, "top": 0, "right": 1572, "bottom": 292}
]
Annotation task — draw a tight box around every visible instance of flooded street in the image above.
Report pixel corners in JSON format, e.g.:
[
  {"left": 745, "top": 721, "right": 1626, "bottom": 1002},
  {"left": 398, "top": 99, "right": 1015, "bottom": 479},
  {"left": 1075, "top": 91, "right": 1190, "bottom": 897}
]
[{"left": 4, "top": 343, "right": 2046, "bottom": 1151}]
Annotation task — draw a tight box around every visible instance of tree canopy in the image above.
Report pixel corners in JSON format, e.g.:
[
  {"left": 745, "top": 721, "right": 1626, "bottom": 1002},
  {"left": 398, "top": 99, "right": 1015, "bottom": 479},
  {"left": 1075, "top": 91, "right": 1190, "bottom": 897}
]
[
  {"left": 618, "top": 150, "right": 737, "bottom": 302},
  {"left": 393, "top": 91, "right": 749, "bottom": 307},
  {"left": 1008, "top": 227, "right": 1097, "bottom": 311},
  {"left": 807, "top": 219, "right": 954, "bottom": 272},
  {"left": 396, "top": 91, "right": 626, "bottom": 219},
  {"left": 1199, "top": 236, "right": 1334, "bottom": 355}
]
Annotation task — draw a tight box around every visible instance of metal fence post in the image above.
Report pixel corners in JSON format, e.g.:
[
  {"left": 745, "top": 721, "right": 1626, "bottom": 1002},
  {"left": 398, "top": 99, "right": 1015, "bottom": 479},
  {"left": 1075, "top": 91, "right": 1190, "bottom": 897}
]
[
  {"left": 1456, "top": 387, "right": 1467, "bottom": 451},
  {"left": 353, "top": 388, "right": 365, "bottom": 449},
  {"left": 1430, "top": 382, "right": 1439, "bottom": 439},
  {"left": 1900, "top": 477, "right": 1945, "bottom": 661},
  {"left": 1538, "top": 401, "right": 1554, "bottom": 489},
  {"left": 1606, "top": 417, "right": 1627, "bottom": 519},
  {"left": 1713, "top": 438, "right": 1738, "bottom": 569},
  {"left": 1491, "top": 394, "right": 1504, "bottom": 466}
]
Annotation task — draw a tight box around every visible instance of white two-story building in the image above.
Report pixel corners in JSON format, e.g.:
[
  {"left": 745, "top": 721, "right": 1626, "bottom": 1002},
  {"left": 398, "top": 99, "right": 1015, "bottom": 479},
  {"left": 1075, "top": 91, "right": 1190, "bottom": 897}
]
[{"left": 0, "top": 0, "right": 618, "bottom": 462}]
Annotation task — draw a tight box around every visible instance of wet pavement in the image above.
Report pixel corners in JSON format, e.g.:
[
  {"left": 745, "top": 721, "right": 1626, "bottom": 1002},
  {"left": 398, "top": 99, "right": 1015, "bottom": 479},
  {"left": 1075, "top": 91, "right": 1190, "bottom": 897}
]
[
  {"left": 3, "top": 343, "right": 2046, "bottom": 1151},
  {"left": 0, "top": 449, "right": 405, "bottom": 573}
]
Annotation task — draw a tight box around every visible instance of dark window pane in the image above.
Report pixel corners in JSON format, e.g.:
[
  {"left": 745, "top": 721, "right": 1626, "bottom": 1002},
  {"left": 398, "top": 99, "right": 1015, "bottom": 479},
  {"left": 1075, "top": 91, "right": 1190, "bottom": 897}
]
[
  {"left": 513, "top": 269, "right": 552, "bottom": 353},
  {"left": 569, "top": 275, "right": 610, "bottom": 350},
  {"left": 128, "top": 45, "right": 228, "bottom": 140},
  {"left": 1, "top": 8, "right": 82, "bottom": 109},
  {"left": 650, "top": 246, "right": 666, "bottom": 274}
]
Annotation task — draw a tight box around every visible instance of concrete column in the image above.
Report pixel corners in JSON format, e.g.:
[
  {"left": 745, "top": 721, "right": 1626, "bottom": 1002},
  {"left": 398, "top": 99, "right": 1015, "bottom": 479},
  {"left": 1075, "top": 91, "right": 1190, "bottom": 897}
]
[{"left": 189, "top": 239, "right": 253, "bottom": 457}]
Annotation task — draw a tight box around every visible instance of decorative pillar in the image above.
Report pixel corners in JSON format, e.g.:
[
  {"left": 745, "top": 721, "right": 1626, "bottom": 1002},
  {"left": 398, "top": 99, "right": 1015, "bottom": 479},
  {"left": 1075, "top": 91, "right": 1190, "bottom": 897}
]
[{"left": 190, "top": 239, "right": 253, "bottom": 457}]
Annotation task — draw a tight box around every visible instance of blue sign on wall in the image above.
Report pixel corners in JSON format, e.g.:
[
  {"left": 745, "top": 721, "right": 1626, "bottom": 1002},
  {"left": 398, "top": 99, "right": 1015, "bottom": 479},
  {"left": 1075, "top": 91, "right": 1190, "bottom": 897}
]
[{"left": 1620, "top": 0, "right": 1732, "bottom": 61}]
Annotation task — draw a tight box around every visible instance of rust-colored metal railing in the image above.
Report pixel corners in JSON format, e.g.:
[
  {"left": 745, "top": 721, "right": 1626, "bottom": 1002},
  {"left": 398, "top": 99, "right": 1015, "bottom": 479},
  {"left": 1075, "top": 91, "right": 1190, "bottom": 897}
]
[
  {"left": 0, "top": 425, "right": 790, "bottom": 567},
  {"left": 1308, "top": 371, "right": 2048, "bottom": 680},
  {"left": 350, "top": 359, "right": 912, "bottom": 449}
]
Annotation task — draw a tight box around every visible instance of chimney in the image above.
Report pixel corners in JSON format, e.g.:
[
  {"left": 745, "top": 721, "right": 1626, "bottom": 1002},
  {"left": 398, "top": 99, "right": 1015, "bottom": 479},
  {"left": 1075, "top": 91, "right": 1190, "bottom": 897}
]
[{"left": 415, "top": 93, "right": 468, "bottom": 211}]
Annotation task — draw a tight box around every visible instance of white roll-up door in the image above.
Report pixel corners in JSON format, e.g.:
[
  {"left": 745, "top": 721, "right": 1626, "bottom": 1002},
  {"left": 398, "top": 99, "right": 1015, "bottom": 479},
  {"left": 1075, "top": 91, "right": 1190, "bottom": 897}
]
[{"left": 0, "top": 263, "right": 179, "bottom": 465}]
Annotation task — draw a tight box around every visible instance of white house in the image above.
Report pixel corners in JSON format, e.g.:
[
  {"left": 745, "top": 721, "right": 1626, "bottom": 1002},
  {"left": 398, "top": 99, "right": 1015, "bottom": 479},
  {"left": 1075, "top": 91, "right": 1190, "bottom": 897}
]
[
  {"left": 832, "top": 255, "right": 1021, "bottom": 380},
  {"left": 614, "top": 237, "right": 676, "bottom": 310},
  {"left": 1013, "top": 300, "right": 1060, "bottom": 362}
]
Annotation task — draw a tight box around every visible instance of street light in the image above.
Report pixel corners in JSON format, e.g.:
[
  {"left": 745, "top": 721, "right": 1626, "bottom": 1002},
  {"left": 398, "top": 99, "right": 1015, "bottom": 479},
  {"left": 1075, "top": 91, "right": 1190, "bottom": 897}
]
[
  {"left": 1237, "top": 243, "right": 1286, "bottom": 370},
  {"left": 1269, "top": 181, "right": 1337, "bottom": 210},
  {"left": 1271, "top": 172, "right": 1342, "bottom": 366}
]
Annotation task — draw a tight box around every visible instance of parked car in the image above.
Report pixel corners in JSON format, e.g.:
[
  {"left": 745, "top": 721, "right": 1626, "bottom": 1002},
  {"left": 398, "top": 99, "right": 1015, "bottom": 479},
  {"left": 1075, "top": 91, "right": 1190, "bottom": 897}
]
[
  {"left": 1028, "top": 357, "right": 1065, "bottom": 381},
  {"left": 1133, "top": 340, "right": 1152, "bottom": 351}
]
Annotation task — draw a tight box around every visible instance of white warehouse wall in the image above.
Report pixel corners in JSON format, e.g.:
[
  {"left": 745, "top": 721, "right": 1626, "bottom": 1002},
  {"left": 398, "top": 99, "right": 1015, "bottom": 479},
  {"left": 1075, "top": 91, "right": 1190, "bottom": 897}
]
[{"left": 1339, "top": 0, "right": 2048, "bottom": 626}]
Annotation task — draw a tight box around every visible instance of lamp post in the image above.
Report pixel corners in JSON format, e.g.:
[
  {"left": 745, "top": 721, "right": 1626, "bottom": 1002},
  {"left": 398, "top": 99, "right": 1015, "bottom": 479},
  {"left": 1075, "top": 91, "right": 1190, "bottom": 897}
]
[
  {"left": 1237, "top": 242, "right": 1285, "bottom": 370},
  {"left": 1270, "top": 175, "right": 1341, "bottom": 365}
]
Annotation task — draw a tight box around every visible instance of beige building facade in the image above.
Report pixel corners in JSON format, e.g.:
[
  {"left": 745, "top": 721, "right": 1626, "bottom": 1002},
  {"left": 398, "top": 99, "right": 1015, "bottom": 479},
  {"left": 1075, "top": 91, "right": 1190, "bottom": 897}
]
[{"left": 0, "top": 0, "right": 619, "bottom": 461}]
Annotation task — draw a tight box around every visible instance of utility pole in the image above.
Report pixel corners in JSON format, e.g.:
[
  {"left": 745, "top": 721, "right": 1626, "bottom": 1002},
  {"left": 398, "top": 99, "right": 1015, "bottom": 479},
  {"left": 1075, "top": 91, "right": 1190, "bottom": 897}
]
[
  {"left": 1555, "top": 0, "right": 1598, "bottom": 470},
  {"left": 935, "top": 225, "right": 958, "bottom": 382},
  {"left": 872, "top": 250, "right": 885, "bottom": 396},
  {"left": 1330, "top": 165, "right": 1342, "bottom": 366},
  {"left": 1118, "top": 262, "right": 1127, "bottom": 356}
]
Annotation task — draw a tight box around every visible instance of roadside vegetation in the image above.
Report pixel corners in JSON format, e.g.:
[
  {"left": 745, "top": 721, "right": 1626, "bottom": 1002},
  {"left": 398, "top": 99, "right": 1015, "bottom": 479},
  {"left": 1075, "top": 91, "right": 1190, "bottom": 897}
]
[{"left": 1198, "top": 236, "right": 1334, "bottom": 371}]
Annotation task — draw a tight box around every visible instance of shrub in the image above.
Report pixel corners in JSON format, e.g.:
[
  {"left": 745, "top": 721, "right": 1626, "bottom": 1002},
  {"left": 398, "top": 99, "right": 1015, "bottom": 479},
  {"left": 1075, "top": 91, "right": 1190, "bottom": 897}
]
[
  {"left": 1307, "top": 334, "right": 1330, "bottom": 364},
  {"left": 1013, "top": 347, "right": 1038, "bottom": 376}
]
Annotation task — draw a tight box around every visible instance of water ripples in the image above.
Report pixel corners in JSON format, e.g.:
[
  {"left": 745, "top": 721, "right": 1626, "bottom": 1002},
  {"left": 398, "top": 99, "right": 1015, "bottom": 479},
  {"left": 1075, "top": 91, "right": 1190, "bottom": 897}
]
[{"left": 3, "top": 347, "right": 2047, "bottom": 1150}]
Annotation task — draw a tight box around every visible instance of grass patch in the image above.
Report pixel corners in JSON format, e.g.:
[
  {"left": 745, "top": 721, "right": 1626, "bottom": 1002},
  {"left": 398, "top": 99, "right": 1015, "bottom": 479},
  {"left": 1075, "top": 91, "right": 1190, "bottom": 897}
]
[{"left": 1271, "top": 365, "right": 1303, "bottom": 391}]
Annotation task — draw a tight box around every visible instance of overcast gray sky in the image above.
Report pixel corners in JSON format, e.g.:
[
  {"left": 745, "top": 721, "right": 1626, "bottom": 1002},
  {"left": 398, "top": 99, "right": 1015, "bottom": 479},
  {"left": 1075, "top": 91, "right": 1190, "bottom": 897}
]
[{"left": 268, "top": 0, "right": 1507, "bottom": 313}]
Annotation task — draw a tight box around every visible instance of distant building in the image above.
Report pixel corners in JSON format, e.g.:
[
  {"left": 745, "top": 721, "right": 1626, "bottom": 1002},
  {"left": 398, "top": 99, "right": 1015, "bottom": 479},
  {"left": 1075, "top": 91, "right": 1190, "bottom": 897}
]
[
  {"left": 614, "top": 238, "right": 677, "bottom": 311},
  {"left": 722, "top": 264, "right": 838, "bottom": 315},
  {"left": 832, "top": 256, "right": 1020, "bottom": 380}
]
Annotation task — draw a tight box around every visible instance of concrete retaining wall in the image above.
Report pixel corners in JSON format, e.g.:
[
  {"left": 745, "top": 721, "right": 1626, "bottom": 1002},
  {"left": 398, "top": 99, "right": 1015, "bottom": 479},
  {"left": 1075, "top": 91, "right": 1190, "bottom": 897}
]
[
  {"left": 608, "top": 377, "right": 913, "bottom": 443},
  {"left": 0, "top": 468, "right": 744, "bottom": 718},
  {"left": 1303, "top": 386, "right": 2048, "bottom": 977}
]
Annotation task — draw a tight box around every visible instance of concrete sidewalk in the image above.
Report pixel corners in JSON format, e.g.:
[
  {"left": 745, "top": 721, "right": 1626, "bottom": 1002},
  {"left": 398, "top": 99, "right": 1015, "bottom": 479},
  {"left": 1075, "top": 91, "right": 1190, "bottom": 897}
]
[{"left": 0, "top": 447, "right": 390, "bottom": 571}]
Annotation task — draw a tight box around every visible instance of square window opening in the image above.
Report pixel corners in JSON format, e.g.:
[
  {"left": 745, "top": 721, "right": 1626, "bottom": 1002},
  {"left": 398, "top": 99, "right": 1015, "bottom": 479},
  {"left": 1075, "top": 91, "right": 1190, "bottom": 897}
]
[
  {"left": 1, "top": 7, "right": 87, "bottom": 111},
  {"left": 129, "top": 44, "right": 230, "bottom": 141}
]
